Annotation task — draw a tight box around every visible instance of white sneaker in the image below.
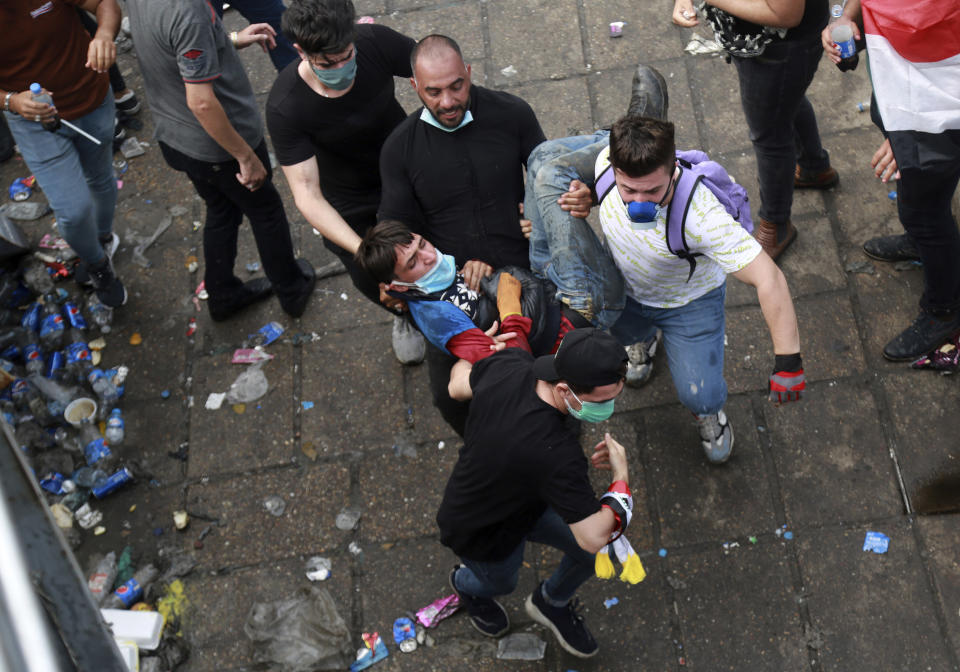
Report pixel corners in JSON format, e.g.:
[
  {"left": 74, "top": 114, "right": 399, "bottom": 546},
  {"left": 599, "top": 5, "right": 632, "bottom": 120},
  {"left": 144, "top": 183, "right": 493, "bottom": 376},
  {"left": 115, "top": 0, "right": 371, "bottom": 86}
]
[
  {"left": 625, "top": 329, "right": 661, "bottom": 388},
  {"left": 392, "top": 315, "right": 426, "bottom": 365}
]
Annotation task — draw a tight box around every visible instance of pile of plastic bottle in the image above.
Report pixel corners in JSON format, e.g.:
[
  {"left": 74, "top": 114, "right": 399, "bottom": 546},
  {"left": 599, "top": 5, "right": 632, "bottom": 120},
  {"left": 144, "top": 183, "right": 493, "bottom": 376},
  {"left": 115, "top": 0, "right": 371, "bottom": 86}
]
[{"left": 0, "top": 257, "right": 132, "bottom": 524}]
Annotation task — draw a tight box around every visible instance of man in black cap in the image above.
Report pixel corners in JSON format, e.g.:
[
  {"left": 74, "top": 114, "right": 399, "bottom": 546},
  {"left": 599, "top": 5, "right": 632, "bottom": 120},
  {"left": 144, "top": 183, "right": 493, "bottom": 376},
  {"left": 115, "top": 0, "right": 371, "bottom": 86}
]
[{"left": 437, "top": 328, "right": 633, "bottom": 659}]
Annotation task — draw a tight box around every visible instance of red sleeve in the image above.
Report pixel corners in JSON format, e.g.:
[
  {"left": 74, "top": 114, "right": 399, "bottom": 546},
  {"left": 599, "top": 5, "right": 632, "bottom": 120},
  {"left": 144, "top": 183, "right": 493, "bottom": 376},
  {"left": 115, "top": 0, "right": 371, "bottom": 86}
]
[
  {"left": 447, "top": 328, "right": 499, "bottom": 363},
  {"left": 500, "top": 315, "right": 532, "bottom": 353}
]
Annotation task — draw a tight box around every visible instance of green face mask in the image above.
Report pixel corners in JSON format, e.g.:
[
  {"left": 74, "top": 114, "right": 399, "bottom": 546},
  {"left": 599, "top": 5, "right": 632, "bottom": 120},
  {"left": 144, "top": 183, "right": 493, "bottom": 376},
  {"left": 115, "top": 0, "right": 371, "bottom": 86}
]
[{"left": 563, "top": 387, "right": 615, "bottom": 423}]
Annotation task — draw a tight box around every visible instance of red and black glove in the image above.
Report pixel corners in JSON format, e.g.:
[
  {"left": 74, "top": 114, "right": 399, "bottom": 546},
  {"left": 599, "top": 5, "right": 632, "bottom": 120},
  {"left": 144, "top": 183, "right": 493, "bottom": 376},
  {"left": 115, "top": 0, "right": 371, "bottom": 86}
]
[
  {"left": 769, "top": 353, "right": 805, "bottom": 404},
  {"left": 599, "top": 480, "right": 633, "bottom": 542}
]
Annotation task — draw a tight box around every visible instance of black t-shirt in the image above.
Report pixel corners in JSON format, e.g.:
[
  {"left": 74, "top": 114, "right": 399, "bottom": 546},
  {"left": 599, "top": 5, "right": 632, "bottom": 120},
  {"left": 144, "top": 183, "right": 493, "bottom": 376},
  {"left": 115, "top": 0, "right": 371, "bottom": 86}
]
[
  {"left": 377, "top": 85, "right": 546, "bottom": 270},
  {"left": 265, "top": 24, "right": 414, "bottom": 217},
  {"left": 785, "top": 0, "right": 829, "bottom": 41},
  {"left": 436, "top": 349, "right": 601, "bottom": 561}
]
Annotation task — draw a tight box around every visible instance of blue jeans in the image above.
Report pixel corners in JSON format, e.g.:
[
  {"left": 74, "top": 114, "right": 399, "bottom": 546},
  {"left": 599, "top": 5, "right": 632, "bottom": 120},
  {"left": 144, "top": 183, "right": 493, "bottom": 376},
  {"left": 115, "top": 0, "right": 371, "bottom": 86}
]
[
  {"left": 217, "top": 0, "right": 297, "bottom": 71},
  {"left": 4, "top": 92, "right": 117, "bottom": 266},
  {"left": 732, "top": 38, "right": 830, "bottom": 223},
  {"left": 611, "top": 284, "right": 728, "bottom": 416},
  {"left": 526, "top": 132, "right": 626, "bottom": 330},
  {"left": 453, "top": 507, "right": 596, "bottom": 606}
]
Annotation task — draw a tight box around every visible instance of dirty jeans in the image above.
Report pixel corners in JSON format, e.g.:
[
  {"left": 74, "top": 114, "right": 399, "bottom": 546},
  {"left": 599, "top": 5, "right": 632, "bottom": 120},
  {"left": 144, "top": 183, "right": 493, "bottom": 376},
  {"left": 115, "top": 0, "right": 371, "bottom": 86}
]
[
  {"left": 611, "top": 284, "right": 728, "bottom": 416},
  {"left": 453, "top": 507, "right": 595, "bottom": 606},
  {"left": 525, "top": 133, "right": 626, "bottom": 330},
  {"left": 4, "top": 92, "right": 117, "bottom": 266},
  {"left": 888, "top": 129, "right": 960, "bottom": 314},
  {"left": 731, "top": 37, "right": 831, "bottom": 224}
]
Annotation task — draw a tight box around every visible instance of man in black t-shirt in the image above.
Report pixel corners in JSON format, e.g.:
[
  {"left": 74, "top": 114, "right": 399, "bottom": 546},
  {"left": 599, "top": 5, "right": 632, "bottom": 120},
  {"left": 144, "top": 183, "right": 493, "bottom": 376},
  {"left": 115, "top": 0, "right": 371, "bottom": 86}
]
[
  {"left": 377, "top": 34, "right": 547, "bottom": 435},
  {"left": 266, "top": 0, "right": 425, "bottom": 360},
  {"left": 438, "top": 328, "right": 633, "bottom": 659}
]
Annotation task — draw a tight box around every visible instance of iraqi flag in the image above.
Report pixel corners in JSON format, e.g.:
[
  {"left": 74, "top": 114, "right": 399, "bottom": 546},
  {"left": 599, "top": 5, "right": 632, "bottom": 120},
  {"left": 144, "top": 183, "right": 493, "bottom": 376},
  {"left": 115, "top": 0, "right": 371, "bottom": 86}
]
[{"left": 863, "top": 0, "right": 960, "bottom": 133}]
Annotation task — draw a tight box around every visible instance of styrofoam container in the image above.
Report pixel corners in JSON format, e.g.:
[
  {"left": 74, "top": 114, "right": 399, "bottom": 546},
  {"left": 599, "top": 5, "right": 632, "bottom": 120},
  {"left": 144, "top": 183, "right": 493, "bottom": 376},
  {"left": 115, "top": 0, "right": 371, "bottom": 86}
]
[
  {"left": 115, "top": 640, "right": 138, "bottom": 671},
  {"left": 101, "top": 609, "right": 165, "bottom": 651},
  {"left": 64, "top": 397, "right": 97, "bottom": 427}
]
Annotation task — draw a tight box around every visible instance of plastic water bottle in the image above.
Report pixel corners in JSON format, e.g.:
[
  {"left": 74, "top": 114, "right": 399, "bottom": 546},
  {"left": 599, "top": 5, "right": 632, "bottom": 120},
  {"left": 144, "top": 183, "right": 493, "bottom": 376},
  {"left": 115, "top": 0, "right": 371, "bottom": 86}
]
[
  {"left": 29, "top": 83, "right": 61, "bottom": 132},
  {"left": 87, "top": 552, "right": 118, "bottom": 605},
  {"left": 38, "top": 301, "right": 66, "bottom": 351},
  {"left": 86, "top": 293, "right": 113, "bottom": 333},
  {"left": 105, "top": 408, "right": 124, "bottom": 445},
  {"left": 830, "top": 5, "right": 859, "bottom": 72},
  {"left": 87, "top": 368, "right": 119, "bottom": 414}
]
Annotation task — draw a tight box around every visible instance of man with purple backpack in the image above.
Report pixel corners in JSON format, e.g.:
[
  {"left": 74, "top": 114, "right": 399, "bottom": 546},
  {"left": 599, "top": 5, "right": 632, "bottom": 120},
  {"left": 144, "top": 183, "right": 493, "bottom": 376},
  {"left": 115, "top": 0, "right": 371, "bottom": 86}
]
[{"left": 525, "top": 66, "right": 804, "bottom": 463}]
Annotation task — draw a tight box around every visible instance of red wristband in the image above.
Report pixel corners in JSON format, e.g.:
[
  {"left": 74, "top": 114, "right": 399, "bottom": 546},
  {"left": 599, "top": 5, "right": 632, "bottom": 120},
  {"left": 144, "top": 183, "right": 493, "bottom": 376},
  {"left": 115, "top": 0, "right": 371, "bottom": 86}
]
[{"left": 607, "top": 480, "right": 630, "bottom": 497}]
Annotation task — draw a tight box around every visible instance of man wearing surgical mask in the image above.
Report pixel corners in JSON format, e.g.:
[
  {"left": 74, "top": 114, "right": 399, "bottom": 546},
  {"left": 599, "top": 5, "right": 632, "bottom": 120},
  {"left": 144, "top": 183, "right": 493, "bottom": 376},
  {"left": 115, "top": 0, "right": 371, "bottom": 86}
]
[
  {"left": 377, "top": 33, "right": 546, "bottom": 434},
  {"left": 439, "top": 328, "right": 631, "bottom": 659},
  {"left": 266, "top": 0, "right": 422, "bottom": 360}
]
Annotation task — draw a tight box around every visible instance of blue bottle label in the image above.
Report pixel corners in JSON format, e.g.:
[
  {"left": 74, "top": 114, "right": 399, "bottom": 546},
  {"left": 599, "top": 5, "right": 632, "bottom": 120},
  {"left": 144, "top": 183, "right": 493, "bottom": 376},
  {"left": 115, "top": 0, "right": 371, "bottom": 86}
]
[
  {"left": 836, "top": 37, "right": 856, "bottom": 59},
  {"left": 84, "top": 438, "right": 111, "bottom": 465},
  {"left": 63, "top": 302, "right": 88, "bottom": 330},
  {"left": 65, "top": 341, "right": 91, "bottom": 364},
  {"left": 114, "top": 578, "right": 143, "bottom": 607},
  {"left": 39, "top": 313, "right": 64, "bottom": 339}
]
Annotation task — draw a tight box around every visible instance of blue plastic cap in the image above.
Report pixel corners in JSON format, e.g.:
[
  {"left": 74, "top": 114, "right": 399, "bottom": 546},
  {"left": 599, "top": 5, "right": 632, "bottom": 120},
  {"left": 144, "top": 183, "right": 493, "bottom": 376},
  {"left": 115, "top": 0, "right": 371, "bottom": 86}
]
[{"left": 29, "top": 83, "right": 42, "bottom": 94}]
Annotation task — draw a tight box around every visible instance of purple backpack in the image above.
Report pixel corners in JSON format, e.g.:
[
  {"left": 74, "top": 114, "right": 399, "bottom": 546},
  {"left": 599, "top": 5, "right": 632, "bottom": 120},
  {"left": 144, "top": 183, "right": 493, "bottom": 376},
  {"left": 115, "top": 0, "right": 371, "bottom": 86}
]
[{"left": 596, "top": 149, "right": 753, "bottom": 281}]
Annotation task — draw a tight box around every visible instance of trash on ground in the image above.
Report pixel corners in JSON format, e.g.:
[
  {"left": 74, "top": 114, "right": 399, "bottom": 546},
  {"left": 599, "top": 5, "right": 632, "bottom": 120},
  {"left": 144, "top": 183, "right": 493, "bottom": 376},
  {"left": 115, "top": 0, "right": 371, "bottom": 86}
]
[
  {"left": 603, "top": 597, "right": 619, "bottom": 609},
  {"left": 88, "top": 552, "right": 118, "bottom": 604},
  {"left": 335, "top": 506, "right": 362, "bottom": 531},
  {"left": 101, "top": 608, "right": 165, "bottom": 650},
  {"left": 226, "top": 363, "right": 268, "bottom": 403},
  {"left": 1, "top": 201, "right": 51, "bottom": 220},
  {"left": 685, "top": 33, "right": 724, "bottom": 56},
  {"left": 301, "top": 400, "right": 314, "bottom": 410},
  {"left": 496, "top": 633, "right": 546, "bottom": 661},
  {"left": 301, "top": 441, "right": 318, "bottom": 461},
  {"left": 887, "top": 190, "right": 897, "bottom": 200},
  {"left": 415, "top": 593, "right": 459, "bottom": 628},
  {"left": 173, "top": 510, "right": 189, "bottom": 530},
  {"left": 245, "top": 261, "right": 260, "bottom": 273},
  {"left": 856, "top": 101, "right": 870, "bottom": 112},
  {"left": 185, "top": 255, "right": 198, "bottom": 273},
  {"left": 659, "top": 548, "right": 668, "bottom": 557},
  {"left": 844, "top": 260, "right": 875, "bottom": 275},
  {"left": 264, "top": 495, "right": 286, "bottom": 517},
  {"left": 350, "top": 632, "right": 389, "bottom": 671},
  {"left": 912, "top": 334, "right": 960, "bottom": 372},
  {"left": 131, "top": 216, "right": 172, "bottom": 268},
  {"left": 120, "top": 136, "right": 146, "bottom": 158},
  {"left": 232, "top": 348, "right": 273, "bottom": 364},
  {"left": 863, "top": 530, "right": 890, "bottom": 554},
  {"left": 205, "top": 392, "right": 226, "bottom": 410},
  {"left": 500, "top": 65, "right": 517, "bottom": 77},
  {"left": 244, "top": 585, "right": 353, "bottom": 672},
  {"left": 249, "top": 321, "right": 284, "bottom": 347},
  {"left": 305, "top": 556, "right": 332, "bottom": 582},
  {"left": 156, "top": 579, "right": 190, "bottom": 637},
  {"left": 609, "top": 21, "right": 625, "bottom": 37},
  {"left": 392, "top": 617, "right": 417, "bottom": 653},
  {"left": 129, "top": 332, "right": 142, "bottom": 346}
]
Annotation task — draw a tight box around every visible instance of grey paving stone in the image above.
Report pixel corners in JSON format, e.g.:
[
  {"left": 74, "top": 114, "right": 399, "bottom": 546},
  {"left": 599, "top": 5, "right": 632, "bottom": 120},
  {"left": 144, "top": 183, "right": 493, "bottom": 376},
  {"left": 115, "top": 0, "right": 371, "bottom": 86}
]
[
  {"left": 917, "top": 516, "right": 960, "bottom": 661},
  {"left": 507, "top": 77, "right": 594, "bottom": 142},
  {"left": 670, "top": 541, "right": 808, "bottom": 670},
  {"left": 487, "top": 0, "right": 585, "bottom": 86},
  {"left": 798, "top": 521, "right": 957, "bottom": 671},
  {"left": 584, "top": 2, "right": 689, "bottom": 71},
  {"left": 379, "top": 3, "right": 484, "bottom": 59}
]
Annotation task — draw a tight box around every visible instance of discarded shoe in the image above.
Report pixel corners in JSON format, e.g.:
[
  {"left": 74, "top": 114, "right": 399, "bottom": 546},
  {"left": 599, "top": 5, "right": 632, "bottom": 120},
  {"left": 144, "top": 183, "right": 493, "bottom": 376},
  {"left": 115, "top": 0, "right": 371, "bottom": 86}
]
[
  {"left": 280, "top": 258, "right": 316, "bottom": 318},
  {"left": 794, "top": 165, "right": 839, "bottom": 190},
  {"left": 625, "top": 329, "right": 661, "bottom": 388},
  {"left": 525, "top": 582, "right": 598, "bottom": 658},
  {"left": 753, "top": 217, "right": 797, "bottom": 261},
  {"left": 882, "top": 310, "right": 960, "bottom": 362},
  {"left": 449, "top": 566, "right": 510, "bottom": 638},
  {"left": 626, "top": 64, "right": 669, "bottom": 121},
  {"left": 208, "top": 278, "right": 273, "bottom": 322},
  {"left": 863, "top": 233, "right": 920, "bottom": 262},
  {"left": 696, "top": 410, "right": 734, "bottom": 463},
  {"left": 392, "top": 314, "right": 426, "bottom": 365}
]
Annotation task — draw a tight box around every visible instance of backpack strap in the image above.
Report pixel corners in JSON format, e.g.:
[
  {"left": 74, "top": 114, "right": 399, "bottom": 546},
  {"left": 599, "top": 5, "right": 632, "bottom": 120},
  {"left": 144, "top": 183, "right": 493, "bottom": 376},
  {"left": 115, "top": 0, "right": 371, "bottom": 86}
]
[
  {"left": 665, "top": 165, "right": 704, "bottom": 283},
  {"left": 595, "top": 164, "right": 617, "bottom": 204}
]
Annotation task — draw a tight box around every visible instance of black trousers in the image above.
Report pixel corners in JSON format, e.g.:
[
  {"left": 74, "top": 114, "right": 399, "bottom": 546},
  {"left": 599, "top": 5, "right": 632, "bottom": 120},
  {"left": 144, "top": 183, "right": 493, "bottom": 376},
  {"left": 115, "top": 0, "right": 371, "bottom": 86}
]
[{"left": 159, "top": 140, "right": 308, "bottom": 305}]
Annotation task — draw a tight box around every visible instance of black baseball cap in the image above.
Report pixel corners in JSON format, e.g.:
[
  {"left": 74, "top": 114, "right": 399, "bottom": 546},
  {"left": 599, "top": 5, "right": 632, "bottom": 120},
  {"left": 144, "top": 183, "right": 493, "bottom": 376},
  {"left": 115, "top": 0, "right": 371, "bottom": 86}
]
[{"left": 533, "top": 328, "right": 628, "bottom": 388}]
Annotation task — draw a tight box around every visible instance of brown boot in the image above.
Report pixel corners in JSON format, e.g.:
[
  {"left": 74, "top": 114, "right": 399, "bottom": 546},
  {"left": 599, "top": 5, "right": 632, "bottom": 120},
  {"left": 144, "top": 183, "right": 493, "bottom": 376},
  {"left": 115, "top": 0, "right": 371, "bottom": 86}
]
[
  {"left": 753, "top": 217, "right": 797, "bottom": 261},
  {"left": 794, "top": 165, "right": 839, "bottom": 189}
]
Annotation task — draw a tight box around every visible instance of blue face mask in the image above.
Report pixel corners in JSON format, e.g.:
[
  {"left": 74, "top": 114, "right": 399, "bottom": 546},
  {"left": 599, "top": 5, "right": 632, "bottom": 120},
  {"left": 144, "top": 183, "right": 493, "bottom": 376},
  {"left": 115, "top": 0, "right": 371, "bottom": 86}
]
[
  {"left": 419, "top": 107, "right": 474, "bottom": 133},
  {"left": 625, "top": 173, "right": 675, "bottom": 228},
  {"left": 310, "top": 47, "right": 357, "bottom": 91},
  {"left": 393, "top": 249, "right": 457, "bottom": 294},
  {"left": 563, "top": 388, "right": 616, "bottom": 423}
]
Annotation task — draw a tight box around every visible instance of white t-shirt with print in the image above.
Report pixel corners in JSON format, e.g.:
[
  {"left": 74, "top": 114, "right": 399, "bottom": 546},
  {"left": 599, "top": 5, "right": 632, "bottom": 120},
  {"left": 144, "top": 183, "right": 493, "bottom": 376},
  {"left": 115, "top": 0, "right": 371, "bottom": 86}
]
[{"left": 596, "top": 146, "right": 761, "bottom": 309}]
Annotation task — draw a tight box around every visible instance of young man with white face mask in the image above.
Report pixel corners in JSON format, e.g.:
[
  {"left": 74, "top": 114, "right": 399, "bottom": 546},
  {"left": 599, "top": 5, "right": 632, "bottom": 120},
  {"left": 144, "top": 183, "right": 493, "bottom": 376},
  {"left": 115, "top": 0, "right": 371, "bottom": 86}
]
[
  {"left": 439, "top": 328, "right": 631, "bottom": 659},
  {"left": 266, "top": 0, "right": 423, "bottom": 359}
]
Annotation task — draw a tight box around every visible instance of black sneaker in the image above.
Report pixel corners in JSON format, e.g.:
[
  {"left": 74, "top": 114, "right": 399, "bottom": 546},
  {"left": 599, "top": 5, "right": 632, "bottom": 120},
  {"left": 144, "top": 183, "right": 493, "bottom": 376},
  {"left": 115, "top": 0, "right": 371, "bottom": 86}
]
[
  {"left": 279, "top": 258, "right": 317, "bottom": 318},
  {"left": 208, "top": 278, "right": 273, "bottom": 322},
  {"left": 525, "top": 583, "right": 598, "bottom": 658},
  {"left": 863, "top": 234, "right": 920, "bottom": 262},
  {"left": 114, "top": 90, "right": 141, "bottom": 115},
  {"left": 626, "top": 64, "right": 668, "bottom": 122},
  {"left": 75, "top": 233, "right": 121, "bottom": 288},
  {"left": 87, "top": 257, "right": 127, "bottom": 308},
  {"left": 883, "top": 310, "right": 960, "bottom": 362},
  {"left": 448, "top": 566, "right": 510, "bottom": 638}
]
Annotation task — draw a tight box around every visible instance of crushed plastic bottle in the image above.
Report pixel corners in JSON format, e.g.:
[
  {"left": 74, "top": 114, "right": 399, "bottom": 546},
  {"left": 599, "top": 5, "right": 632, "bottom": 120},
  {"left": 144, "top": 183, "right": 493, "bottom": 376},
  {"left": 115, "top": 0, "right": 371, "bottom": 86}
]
[
  {"left": 86, "top": 293, "right": 113, "bottom": 333},
  {"left": 87, "top": 551, "right": 118, "bottom": 605},
  {"left": 264, "top": 495, "right": 286, "bottom": 516},
  {"left": 105, "top": 408, "right": 124, "bottom": 444},
  {"left": 102, "top": 564, "right": 159, "bottom": 609}
]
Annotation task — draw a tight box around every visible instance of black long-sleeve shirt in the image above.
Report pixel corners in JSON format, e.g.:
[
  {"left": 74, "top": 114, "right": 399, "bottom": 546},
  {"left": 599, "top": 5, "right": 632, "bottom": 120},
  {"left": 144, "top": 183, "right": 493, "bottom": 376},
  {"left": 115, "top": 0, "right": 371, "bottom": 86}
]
[{"left": 378, "top": 85, "right": 546, "bottom": 269}]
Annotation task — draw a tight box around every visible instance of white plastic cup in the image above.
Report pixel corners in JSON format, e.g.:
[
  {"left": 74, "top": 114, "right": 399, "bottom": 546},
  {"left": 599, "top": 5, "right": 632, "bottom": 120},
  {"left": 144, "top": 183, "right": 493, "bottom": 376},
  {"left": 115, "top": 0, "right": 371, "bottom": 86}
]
[{"left": 64, "top": 397, "right": 98, "bottom": 427}]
